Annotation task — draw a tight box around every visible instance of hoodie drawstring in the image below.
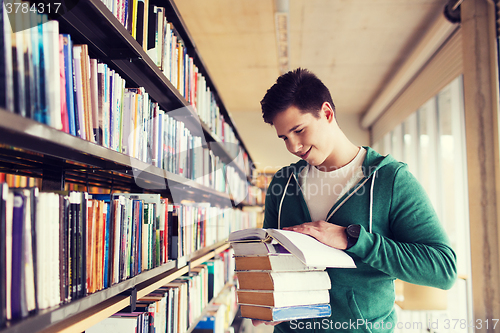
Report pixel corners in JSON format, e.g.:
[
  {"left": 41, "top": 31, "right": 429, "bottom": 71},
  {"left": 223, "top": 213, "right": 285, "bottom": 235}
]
[
  {"left": 278, "top": 174, "right": 294, "bottom": 229},
  {"left": 369, "top": 170, "right": 377, "bottom": 233}
]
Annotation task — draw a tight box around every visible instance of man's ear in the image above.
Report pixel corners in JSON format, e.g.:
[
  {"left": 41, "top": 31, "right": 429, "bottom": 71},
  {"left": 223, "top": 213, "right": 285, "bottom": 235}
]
[{"left": 322, "top": 102, "right": 335, "bottom": 122}]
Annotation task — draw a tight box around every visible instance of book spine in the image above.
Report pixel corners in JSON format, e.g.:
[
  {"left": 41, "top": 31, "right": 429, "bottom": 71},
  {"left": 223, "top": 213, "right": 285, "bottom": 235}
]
[
  {"left": 62, "top": 35, "right": 76, "bottom": 136},
  {"left": 135, "top": 0, "right": 144, "bottom": 47},
  {"left": 24, "top": 9, "right": 35, "bottom": 121},
  {"left": 86, "top": 199, "right": 94, "bottom": 294},
  {"left": 0, "top": 3, "right": 13, "bottom": 112},
  {"left": 142, "top": 203, "right": 148, "bottom": 271},
  {"left": 136, "top": 200, "right": 142, "bottom": 274},
  {"left": 80, "top": 45, "right": 94, "bottom": 143},
  {"left": 89, "top": 59, "right": 100, "bottom": 144},
  {"left": 117, "top": 76, "right": 125, "bottom": 153},
  {"left": 11, "top": 1, "right": 26, "bottom": 118},
  {"left": 112, "top": 199, "right": 121, "bottom": 285},
  {"left": 45, "top": 20, "right": 62, "bottom": 130},
  {"left": 72, "top": 46, "right": 86, "bottom": 140},
  {"left": 59, "top": 35, "right": 69, "bottom": 133},
  {"left": 0, "top": 184, "right": 7, "bottom": 326},
  {"left": 73, "top": 193, "right": 81, "bottom": 299},
  {"left": 81, "top": 193, "right": 87, "bottom": 297},
  {"left": 10, "top": 191, "right": 25, "bottom": 320},
  {"left": 103, "top": 65, "right": 110, "bottom": 148},
  {"left": 103, "top": 202, "right": 111, "bottom": 289}
]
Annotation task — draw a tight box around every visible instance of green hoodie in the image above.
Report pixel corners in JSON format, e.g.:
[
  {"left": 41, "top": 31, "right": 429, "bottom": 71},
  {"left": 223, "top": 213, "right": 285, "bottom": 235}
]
[{"left": 263, "top": 147, "right": 457, "bottom": 333}]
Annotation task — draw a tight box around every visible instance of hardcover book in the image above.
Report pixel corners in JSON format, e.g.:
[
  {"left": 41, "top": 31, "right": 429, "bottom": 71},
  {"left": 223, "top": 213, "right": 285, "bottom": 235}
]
[
  {"left": 229, "top": 228, "right": 351, "bottom": 322},
  {"left": 0, "top": 184, "right": 8, "bottom": 326},
  {"left": 61, "top": 34, "right": 76, "bottom": 136},
  {"left": 11, "top": 2, "right": 26, "bottom": 118},
  {"left": 235, "top": 271, "right": 331, "bottom": 292},
  {"left": 44, "top": 19, "right": 61, "bottom": 130},
  {"left": 10, "top": 190, "right": 26, "bottom": 320},
  {"left": 234, "top": 254, "right": 325, "bottom": 272},
  {"left": 72, "top": 45, "right": 86, "bottom": 140},
  {"left": 89, "top": 58, "right": 100, "bottom": 144},
  {"left": 58, "top": 35, "right": 69, "bottom": 133},
  {"left": 236, "top": 289, "right": 329, "bottom": 308},
  {"left": 240, "top": 303, "right": 331, "bottom": 322},
  {"left": 228, "top": 228, "right": 355, "bottom": 268},
  {"left": 1, "top": 3, "right": 14, "bottom": 112},
  {"left": 10, "top": 188, "right": 37, "bottom": 319},
  {"left": 79, "top": 44, "right": 94, "bottom": 143}
]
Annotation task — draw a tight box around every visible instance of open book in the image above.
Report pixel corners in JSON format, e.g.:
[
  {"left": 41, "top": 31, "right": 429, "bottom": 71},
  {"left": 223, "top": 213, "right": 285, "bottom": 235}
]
[{"left": 228, "top": 228, "right": 356, "bottom": 268}]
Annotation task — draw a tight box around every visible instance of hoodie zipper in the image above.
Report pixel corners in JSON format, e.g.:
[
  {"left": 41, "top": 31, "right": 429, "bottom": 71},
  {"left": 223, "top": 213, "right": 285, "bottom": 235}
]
[{"left": 325, "top": 170, "right": 377, "bottom": 232}]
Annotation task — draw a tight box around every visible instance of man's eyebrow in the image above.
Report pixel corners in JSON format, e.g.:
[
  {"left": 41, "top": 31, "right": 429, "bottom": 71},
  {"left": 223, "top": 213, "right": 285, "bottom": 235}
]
[{"left": 278, "top": 124, "right": 302, "bottom": 139}]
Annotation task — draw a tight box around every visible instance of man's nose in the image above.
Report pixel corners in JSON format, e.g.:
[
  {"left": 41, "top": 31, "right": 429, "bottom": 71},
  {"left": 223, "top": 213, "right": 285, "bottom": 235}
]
[{"left": 288, "top": 137, "right": 303, "bottom": 154}]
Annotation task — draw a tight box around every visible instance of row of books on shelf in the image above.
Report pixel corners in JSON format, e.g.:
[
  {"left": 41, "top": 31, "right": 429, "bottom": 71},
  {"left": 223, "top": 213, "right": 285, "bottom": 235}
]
[
  {"left": 193, "top": 286, "right": 237, "bottom": 333},
  {"left": 246, "top": 186, "right": 264, "bottom": 206},
  {"left": 169, "top": 201, "right": 254, "bottom": 259},
  {"left": 100, "top": 0, "right": 250, "bottom": 160},
  {"left": 0, "top": 172, "right": 263, "bottom": 209},
  {"left": 0, "top": 3, "right": 252, "bottom": 181},
  {"left": 0, "top": 183, "right": 257, "bottom": 327},
  {"left": 0, "top": 174, "right": 41, "bottom": 190},
  {"left": 87, "top": 249, "right": 236, "bottom": 333}
]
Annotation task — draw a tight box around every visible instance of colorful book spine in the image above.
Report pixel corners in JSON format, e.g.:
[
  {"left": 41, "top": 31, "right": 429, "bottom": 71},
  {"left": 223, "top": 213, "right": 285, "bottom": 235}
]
[
  {"left": 10, "top": 190, "right": 25, "bottom": 320},
  {"left": 62, "top": 34, "right": 76, "bottom": 136}
]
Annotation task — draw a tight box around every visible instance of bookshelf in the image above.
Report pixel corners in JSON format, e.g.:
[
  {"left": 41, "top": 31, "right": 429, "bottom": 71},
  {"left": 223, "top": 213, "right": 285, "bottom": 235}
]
[
  {"left": 0, "top": 108, "right": 240, "bottom": 204},
  {"left": 0, "top": 0, "right": 258, "bottom": 331},
  {"left": 0, "top": 241, "right": 228, "bottom": 333},
  {"left": 43, "top": 0, "right": 252, "bottom": 177}
]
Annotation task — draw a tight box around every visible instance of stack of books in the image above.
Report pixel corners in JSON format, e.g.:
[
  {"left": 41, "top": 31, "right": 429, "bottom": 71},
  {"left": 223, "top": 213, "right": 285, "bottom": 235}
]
[{"left": 228, "top": 228, "right": 356, "bottom": 322}]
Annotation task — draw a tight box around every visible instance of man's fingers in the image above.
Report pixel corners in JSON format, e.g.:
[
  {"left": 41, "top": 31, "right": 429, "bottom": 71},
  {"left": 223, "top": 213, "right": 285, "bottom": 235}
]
[{"left": 252, "top": 320, "right": 264, "bottom": 326}]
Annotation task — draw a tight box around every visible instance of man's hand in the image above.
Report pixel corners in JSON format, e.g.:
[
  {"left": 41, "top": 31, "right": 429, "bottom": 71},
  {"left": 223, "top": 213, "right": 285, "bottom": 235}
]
[
  {"left": 283, "top": 221, "right": 348, "bottom": 250},
  {"left": 252, "top": 319, "right": 284, "bottom": 326}
]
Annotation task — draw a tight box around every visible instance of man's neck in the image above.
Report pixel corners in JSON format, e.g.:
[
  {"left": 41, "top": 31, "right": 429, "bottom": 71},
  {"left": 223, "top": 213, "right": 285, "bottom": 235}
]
[{"left": 317, "top": 135, "right": 360, "bottom": 172}]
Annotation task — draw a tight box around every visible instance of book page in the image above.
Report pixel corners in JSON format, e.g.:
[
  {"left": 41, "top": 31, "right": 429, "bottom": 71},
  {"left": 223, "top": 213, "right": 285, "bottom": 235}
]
[
  {"left": 228, "top": 228, "right": 268, "bottom": 242},
  {"left": 268, "top": 229, "right": 355, "bottom": 268}
]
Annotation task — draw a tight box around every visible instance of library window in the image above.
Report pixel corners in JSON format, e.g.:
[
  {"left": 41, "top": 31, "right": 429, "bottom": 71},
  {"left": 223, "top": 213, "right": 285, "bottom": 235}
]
[{"left": 373, "top": 76, "right": 472, "bottom": 332}]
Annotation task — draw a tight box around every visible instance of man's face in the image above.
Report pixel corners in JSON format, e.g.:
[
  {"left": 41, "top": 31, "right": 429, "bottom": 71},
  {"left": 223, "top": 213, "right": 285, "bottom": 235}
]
[{"left": 273, "top": 104, "right": 335, "bottom": 167}]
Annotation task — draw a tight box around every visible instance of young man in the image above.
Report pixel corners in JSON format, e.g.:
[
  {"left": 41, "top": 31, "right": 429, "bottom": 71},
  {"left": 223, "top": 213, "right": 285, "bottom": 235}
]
[{"left": 257, "top": 68, "right": 457, "bottom": 332}]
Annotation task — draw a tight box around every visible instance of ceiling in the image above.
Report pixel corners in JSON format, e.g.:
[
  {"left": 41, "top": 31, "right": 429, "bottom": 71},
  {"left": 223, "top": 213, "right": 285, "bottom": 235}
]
[{"left": 175, "top": 0, "right": 448, "bottom": 172}]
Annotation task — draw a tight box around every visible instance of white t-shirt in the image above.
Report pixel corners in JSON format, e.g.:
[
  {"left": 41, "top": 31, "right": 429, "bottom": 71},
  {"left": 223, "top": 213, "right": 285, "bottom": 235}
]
[{"left": 304, "top": 147, "right": 367, "bottom": 222}]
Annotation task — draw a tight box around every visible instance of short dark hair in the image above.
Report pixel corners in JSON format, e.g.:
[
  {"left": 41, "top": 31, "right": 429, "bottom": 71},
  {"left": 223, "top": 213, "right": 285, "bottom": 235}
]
[{"left": 260, "top": 68, "right": 335, "bottom": 125}]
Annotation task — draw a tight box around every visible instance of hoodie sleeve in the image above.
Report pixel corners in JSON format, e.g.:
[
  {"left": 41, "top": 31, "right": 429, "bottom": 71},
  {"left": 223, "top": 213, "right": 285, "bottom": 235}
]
[{"left": 346, "top": 165, "right": 457, "bottom": 290}]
